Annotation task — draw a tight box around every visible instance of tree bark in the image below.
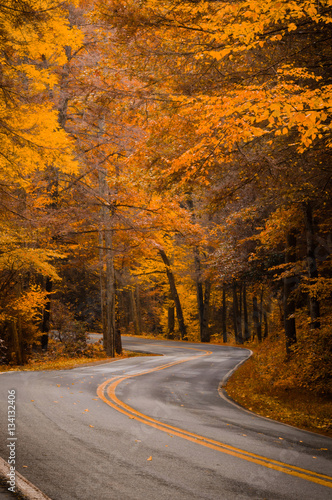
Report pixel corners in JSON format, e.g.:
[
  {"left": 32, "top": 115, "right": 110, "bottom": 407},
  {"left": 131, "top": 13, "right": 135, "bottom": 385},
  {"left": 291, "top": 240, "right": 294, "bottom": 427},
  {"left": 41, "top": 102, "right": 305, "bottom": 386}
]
[
  {"left": 158, "top": 249, "right": 188, "bottom": 340},
  {"left": 259, "top": 286, "right": 264, "bottom": 329},
  {"left": 99, "top": 228, "right": 106, "bottom": 338},
  {"left": 114, "top": 278, "right": 122, "bottom": 355},
  {"left": 201, "top": 280, "right": 211, "bottom": 342},
  {"left": 304, "top": 202, "right": 320, "bottom": 329},
  {"left": 252, "top": 296, "right": 262, "bottom": 342},
  {"left": 222, "top": 285, "right": 227, "bottom": 343},
  {"left": 167, "top": 301, "right": 175, "bottom": 339},
  {"left": 243, "top": 282, "right": 250, "bottom": 341},
  {"left": 263, "top": 310, "right": 268, "bottom": 339},
  {"left": 99, "top": 168, "right": 117, "bottom": 357},
  {"left": 129, "top": 287, "right": 140, "bottom": 336},
  {"left": 135, "top": 284, "right": 142, "bottom": 334},
  {"left": 104, "top": 224, "right": 116, "bottom": 356},
  {"left": 194, "top": 251, "right": 204, "bottom": 332},
  {"left": 232, "top": 283, "right": 243, "bottom": 344},
  {"left": 193, "top": 248, "right": 211, "bottom": 342}
]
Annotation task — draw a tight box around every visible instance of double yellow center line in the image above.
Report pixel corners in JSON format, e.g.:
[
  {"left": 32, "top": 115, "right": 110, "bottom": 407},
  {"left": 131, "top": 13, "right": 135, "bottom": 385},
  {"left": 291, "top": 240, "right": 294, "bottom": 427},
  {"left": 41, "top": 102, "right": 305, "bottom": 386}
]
[{"left": 97, "top": 346, "right": 332, "bottom": 489}]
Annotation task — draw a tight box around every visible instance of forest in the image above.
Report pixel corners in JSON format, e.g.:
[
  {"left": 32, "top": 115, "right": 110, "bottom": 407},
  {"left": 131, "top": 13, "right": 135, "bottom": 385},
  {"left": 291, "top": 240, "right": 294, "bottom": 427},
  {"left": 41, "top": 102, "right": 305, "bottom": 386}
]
[{"left": 0, "top": 0, "right": 331, "bottom": 406}]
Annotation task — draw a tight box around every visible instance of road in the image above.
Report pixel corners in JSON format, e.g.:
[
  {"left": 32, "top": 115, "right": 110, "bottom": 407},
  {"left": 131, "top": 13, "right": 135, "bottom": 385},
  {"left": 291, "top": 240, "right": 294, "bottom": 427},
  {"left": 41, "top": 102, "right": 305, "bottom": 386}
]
[{"left": 0, "top": 337, "right": 331, "bottom": 500}]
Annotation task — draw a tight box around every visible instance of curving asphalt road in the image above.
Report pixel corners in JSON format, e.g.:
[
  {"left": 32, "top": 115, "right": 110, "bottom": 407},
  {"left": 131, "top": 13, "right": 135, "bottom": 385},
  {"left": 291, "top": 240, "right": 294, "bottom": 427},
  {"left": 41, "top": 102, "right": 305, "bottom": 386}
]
[{"left": 0, "top": 336, "right": 331, "bottom": 500}]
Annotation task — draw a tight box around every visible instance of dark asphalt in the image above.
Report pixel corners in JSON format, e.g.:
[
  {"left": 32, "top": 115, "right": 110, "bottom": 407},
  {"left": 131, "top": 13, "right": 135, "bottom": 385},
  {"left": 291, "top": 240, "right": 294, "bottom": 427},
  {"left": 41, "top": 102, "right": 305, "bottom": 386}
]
[{"left": 0, "top": 336, "right": 331, "bottom": 500}]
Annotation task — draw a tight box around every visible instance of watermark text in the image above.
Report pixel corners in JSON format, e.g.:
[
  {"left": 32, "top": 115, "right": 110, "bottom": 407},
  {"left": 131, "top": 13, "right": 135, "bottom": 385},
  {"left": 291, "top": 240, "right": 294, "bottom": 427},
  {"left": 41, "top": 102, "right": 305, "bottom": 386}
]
[{"left": 7, "top": 389, "right": 16, "bottom": 493}]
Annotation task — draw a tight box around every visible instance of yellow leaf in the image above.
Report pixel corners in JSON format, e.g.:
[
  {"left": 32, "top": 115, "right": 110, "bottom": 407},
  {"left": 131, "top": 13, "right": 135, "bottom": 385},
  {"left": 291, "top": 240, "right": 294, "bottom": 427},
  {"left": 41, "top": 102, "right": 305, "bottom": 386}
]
[{"left": 288, "top": 23, "right": 297, "bottom": 32}]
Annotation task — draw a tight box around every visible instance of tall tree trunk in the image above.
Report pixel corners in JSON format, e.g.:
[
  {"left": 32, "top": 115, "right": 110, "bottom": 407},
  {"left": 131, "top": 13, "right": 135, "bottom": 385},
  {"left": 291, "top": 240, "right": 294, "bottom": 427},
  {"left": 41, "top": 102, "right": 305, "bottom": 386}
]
[
  {"left": 232, "top": 283, "right": 243, "bottom": 344},
  {"left": 232, "top": 285, "right": 238, "bottom": 342},
  {"left": 135, "top": 284, "right": 142, "bottom": 334},
  {"left": 222, "top": 285, "right": 227, "bottom": 343},
  {"left": 99, "top": 228, "right": 106, "bottom": 337},
  {"left": 284, "top": 231, "right": 297, "bottom": 354},
  {"left": 99, "top": 168, "right": 116, "bottom": 357},
  {"left": 130, "top": 287, "right": 140, "bottom": 336},
  {"left": 114, "top": 278, "right": 122, "bottom": 354},
  {"left": 194, "top": 250, "right": 204, "bottom": 333},
  {"left": 252, "top": 296, "right": 262, "bottom": 342},
  {"left": 158, "top": 249, "right": 187, "bottom": 340},
  {"left": 243, "top": 282, "right": 250, "bottom": 341},
  {"left": 259, "top": 286, "right": 264, "bottom": 329},
  {"left": 42, "top": 163, "right": 59, "bottom": 352},
  {"left": 105, "top": 224, "right": 116, "bottom": 357},
  {"left": 167, "top": 300, "right": 175, "bottom": 339},
  {"left": 193, "top": 248, "right": 210, "bottom": 342},
  {"left": 201, "top": 280, "right": 211, "bottom": 342},
  {"left": 304, "top": 202, "right": 320, "bottom": 329},
  {"left": 188, "top": 201, "right": 211, "bottom": 342},
  {"left": 263, "top": 310, "right": 268, "bottom": 339}
]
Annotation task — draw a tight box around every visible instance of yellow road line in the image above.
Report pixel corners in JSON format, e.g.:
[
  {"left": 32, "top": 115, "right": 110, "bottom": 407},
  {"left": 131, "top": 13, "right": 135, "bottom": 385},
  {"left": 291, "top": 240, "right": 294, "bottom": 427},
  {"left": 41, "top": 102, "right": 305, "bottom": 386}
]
[{"left": 97, "top": 346, "right": 332, "bottom": 489}]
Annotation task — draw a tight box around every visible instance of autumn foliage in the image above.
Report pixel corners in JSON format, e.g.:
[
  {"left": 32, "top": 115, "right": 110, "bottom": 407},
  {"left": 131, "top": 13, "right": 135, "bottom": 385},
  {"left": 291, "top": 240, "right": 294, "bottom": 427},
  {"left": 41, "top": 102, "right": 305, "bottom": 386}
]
[{"left": 0, "top": 0, "right": 331, "bottom": 399}]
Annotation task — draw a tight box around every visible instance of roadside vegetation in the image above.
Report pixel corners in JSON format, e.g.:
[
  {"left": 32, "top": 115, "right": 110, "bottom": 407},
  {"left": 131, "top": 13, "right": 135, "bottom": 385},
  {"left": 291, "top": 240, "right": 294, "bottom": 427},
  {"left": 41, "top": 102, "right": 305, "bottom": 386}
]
[
  {"left": 226, "top": 332, "right": 332, "bottom": 437},
  {"left": 0, "top": 337, "right": 148, "bottom": 372}
]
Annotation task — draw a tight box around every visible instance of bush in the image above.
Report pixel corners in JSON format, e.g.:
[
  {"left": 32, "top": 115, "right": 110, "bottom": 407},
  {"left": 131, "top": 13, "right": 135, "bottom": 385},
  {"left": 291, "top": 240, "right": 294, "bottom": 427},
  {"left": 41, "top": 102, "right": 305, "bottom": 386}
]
[
  {"left": 50, "top": 300, "right": 87, "bottom": 357},
  {"left": 245, "top": 311, "right": 332, "bottom": 396}
]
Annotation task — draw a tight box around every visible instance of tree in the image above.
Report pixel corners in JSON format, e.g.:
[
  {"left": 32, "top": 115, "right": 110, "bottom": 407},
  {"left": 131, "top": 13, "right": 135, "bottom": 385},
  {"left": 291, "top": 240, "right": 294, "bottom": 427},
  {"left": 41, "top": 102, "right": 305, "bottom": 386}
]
[
  {"left": 158, "top": 248, "right": 188, "bottom": 340},
  {"left": 0, "top": 0, "right": 83, "bottom": 362},
  {"left": 92, "top": 0, "right": 332, "bottom": 352}
]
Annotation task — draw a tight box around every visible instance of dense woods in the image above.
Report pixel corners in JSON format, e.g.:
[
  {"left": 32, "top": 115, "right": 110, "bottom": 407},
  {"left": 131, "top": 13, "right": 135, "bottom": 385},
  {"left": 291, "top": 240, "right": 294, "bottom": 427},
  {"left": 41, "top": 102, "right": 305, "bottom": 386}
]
[{"left": 1, "top": 0, "right": 331, "bottom": 394}]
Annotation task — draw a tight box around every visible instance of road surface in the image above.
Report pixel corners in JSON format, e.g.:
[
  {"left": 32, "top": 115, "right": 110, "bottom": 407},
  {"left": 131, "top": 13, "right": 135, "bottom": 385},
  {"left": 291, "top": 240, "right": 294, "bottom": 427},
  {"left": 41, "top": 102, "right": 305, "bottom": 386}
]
[{"left": 0, "top": 336, "right": 331, "bottom": 499}]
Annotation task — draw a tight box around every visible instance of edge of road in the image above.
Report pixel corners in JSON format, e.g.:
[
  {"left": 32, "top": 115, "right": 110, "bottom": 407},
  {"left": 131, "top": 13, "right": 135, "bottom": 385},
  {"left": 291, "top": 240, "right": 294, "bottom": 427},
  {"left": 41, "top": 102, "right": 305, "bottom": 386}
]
[
  {"left": 218, "top": 348, "right": 253, "bottom": 390},
  {"left": 0, "top": 457, "right": 51, "bottom": 499}
]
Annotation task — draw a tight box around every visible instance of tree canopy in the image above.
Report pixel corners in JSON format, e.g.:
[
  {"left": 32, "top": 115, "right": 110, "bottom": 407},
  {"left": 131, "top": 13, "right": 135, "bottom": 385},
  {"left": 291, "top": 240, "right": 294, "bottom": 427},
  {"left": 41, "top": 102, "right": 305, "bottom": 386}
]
[{"left": 0, "top": 0, "right": 331, "bottom": 394}]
